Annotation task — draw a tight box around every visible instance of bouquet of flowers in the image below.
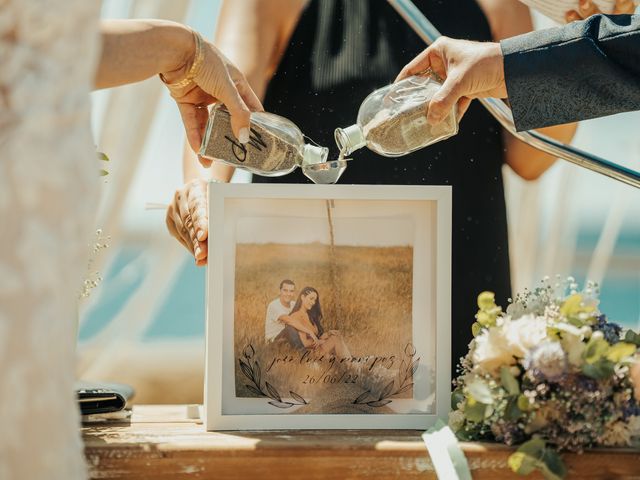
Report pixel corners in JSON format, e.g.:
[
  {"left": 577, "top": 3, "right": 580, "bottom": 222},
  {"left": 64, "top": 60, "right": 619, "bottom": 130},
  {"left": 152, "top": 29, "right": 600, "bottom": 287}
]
[{"left": 450, "top": 277, "right": 640, "bottom": 479}]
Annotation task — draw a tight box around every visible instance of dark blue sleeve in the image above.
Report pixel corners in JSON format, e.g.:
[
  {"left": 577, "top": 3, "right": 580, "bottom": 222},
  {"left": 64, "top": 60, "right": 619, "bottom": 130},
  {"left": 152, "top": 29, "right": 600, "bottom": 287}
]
[{"left": 500, "top": 14, "right": 640, "bottom": 131}]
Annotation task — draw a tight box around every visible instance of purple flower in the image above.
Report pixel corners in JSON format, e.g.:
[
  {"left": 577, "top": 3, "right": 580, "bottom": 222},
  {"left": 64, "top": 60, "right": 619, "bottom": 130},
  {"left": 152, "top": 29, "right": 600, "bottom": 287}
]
[
  {"left": 622, "top": 402, "right": 640, "bottom": 420},
  {"left": 593, "top": 315, "right": 622, "bottom": 344},
  {"left": 576, "top": 375, "right": 598, "bottom": 392}
]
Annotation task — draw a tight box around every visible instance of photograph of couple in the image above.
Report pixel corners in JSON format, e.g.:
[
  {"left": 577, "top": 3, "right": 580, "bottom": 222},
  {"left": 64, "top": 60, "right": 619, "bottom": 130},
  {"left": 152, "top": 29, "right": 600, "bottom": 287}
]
[
  {"left": 265, "top": 280, "right": 351, "bottom": 358},
  {"left": 230, "top": 203, "right": 424, "bottom": 414}
]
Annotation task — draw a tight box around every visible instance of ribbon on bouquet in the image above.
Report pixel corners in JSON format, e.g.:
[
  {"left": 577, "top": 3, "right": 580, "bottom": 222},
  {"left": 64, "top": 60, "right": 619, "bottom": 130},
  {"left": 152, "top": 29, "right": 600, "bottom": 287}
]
[{"left": 422, "top": 420, "right": 472, "bottom": 480}]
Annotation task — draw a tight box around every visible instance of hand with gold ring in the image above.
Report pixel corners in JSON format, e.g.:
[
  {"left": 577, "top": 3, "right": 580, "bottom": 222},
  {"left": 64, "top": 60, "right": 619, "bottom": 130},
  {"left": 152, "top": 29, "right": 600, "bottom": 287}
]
[
  {"left": 165, "top": 178, "right": 209, "bottom": 266},
  {"left": 159, "top": 29, "right": 264, "bottom": 166},
  {"left": 97, "top": 20, "right": 263, "bottom": 167}
]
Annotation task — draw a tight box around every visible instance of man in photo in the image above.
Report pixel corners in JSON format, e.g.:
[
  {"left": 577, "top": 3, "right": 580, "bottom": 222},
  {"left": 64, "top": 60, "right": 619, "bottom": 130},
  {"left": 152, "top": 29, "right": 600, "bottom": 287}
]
[
  {"left": 265, "top": 279, "right": 297, "bottom": 343},
  {"left": 265, "top": 279, "right": 320, "bottom": 345}
]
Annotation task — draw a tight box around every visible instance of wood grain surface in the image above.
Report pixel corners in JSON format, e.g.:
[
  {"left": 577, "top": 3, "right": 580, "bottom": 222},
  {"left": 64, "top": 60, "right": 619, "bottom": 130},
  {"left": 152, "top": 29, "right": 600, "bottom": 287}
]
[{"left": 82, "top": 405, "right": 640, "bottom": 479}]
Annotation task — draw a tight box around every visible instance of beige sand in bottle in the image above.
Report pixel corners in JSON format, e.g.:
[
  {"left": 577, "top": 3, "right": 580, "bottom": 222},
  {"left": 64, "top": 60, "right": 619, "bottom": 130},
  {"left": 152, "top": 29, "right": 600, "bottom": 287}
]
[
  {"left": 362, "top": 95, "right": 456, "bottom": 155},
  {"left": 200, "top": 107, "right": 301, "bottom": 174}
]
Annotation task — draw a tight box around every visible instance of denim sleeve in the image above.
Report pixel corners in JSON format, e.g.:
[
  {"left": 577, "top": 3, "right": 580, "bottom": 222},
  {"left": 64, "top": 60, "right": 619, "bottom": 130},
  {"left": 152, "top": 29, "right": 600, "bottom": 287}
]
[{"left": 500, "top": 14, "right": 640, "bottom": 131}]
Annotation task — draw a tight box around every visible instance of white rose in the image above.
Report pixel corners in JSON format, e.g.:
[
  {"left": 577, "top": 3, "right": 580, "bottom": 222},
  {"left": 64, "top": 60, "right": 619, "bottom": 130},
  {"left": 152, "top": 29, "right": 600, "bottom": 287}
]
[
  {"left": 472, "top": 325, "right": 515, "bottom": 375},
  {"left": 472, "top": 314, "right": 548, "bottom": 375},
  {"left": 503, "top": 314, "right": 548, "bottom": 358}
]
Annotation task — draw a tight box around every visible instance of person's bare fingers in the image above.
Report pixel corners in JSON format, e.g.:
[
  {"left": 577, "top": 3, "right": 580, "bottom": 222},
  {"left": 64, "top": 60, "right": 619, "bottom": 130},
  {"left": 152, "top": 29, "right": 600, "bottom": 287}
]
[
  {"left": 578, "top": 0, "right": 600, "bottom": 18},
  {"left": 179, "top": 208, "right": 203, "bottom": 262},
  {"left": 165, "top": 204, "right": 187, "bottom": 249},
  {"left": 426, "top": 48, "right": 448, "bottom": 83},
  {"left": 192, "top": 234, "right": 203, "bottom": 261},
  {"left": 565, "top": 10, "right": 583, "bottom": 22},
  {"left": 176, "top": 189, "right": 198, "bottom": 255},
  {"left": 397, "top": 45, "right": 448, "bottom": 89},
  {"left": 427, "top": 73, "right": 464, "bottom": 125},
  {"left": 396, "top": 48, "right": 431, "bottom": 82},
  {"left": 197, "top": 154, "right": 212, "bottom": 168},
  {"left": 232, "top": 70, "right": 264, "bottom": 113},
  {"left": 178, "top": 189, "right": 205, "bottom": 262},
  {"left": 187, "top": 180, "right": 209, "bottom": 242},
  {"left": 456, "top": 97, "right": 473, "bottom": 120},
  {"left": 226, "top": 98, "right": 252, "bottom": 143},
  {"left": 614, "top": 0, "right": 635, "bottom": 14},
  {"left": 196, "top": 258, "right": 207, "bottom": 267},
  {"left": 177, "top": 103, "right": 205, "bottom": 153},
  {"left": 165, "top": 205, "right": 187, "bottom": 249},
  {"left": 171, "top": 206, "right": 193, "bottom": 254},
  {"left": 188, "top": 221, "right": 207, "bottom": 263},
  {"left": 195, "top": 236, "right": 208, "bottom": 265},
  {"left": 209, "top": 71, "right": 252, "bottom": 143},
  {"left": 194, "top": 104, "right": 210, "bottom": 147}
]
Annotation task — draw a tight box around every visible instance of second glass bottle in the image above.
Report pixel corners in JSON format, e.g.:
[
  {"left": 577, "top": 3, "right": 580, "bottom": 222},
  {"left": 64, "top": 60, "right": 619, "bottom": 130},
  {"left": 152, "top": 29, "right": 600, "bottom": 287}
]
[{"left": 334, "top": 74, "right": 459, "bottom": 157}]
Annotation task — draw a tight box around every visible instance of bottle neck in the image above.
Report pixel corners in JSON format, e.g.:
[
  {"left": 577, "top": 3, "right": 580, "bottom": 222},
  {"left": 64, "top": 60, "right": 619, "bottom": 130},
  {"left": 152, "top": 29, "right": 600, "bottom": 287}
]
[
  {"left": 301, "top": 144, "right": 328, "bottom": 166},
  {"left": 334, "top": 124, "right": 366, "bottom": 156}
]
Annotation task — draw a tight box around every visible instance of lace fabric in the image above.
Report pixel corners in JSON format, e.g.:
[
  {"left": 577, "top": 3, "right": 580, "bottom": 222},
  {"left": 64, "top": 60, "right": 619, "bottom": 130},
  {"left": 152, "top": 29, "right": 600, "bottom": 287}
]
[{"left": 0, "top": 1, "right": 101, "bottom": 478}]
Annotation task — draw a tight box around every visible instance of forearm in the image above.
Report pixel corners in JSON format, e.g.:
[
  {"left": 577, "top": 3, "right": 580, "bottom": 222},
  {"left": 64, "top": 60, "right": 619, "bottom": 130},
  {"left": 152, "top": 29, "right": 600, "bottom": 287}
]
[
  {"left": 96, "top": 19, "right": 194, "bottom": 89},
  {"left": 501, "top": 14, "right": 640, "bottom": 131},
  {"left": 182, "top": 138, "right": 235, "bottom": 182},
  {"left": 504, "top": 122, "right": 578, "bottom": 180},
  {"left": 201, "top": 0, "right": 293, "bottom": 180}
]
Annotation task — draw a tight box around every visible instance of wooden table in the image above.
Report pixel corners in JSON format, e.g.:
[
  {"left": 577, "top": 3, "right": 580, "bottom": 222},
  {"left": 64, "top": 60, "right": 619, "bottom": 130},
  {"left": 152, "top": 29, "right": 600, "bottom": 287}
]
[{"left": 82, "top": 405, "right": 640, "bottom": 479}]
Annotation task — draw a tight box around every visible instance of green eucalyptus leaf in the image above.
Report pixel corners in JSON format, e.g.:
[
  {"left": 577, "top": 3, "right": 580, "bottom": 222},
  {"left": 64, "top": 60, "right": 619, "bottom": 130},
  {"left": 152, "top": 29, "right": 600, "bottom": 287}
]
[
  {"left": 451, "top": 388, "right": 465, "bottom": 410},
  {"left": 96, "top": 151, "right": 109, "bottom": 161},
  {"left": 582, "top": 359, "right": 615, "bottom": 379},
  {"left": 500, "top": 366, "right": 520, "bottom": 396},
  {"left": 464, "top": 399, "right": 487, "bottom": 423},
  {"left": 517, "top": 437, "right": 546, "bottom": 457},
  {"left": 99, "top": 169, "right": 109, "bottom": 176},
  {"left": 624, "top": 330, "right": 640, "bottom": 347},
  {"left": 455, "top": 428, "right": 474, "bottom": 441},
  {"left": 510, "top": 440, "right": 544, "bottom": 475},
  {"left": 540, "top": 448, "right": 567, "bottom": 480},
  {"left": 504, "top": 396, "right": 523, "bottom": 421}
]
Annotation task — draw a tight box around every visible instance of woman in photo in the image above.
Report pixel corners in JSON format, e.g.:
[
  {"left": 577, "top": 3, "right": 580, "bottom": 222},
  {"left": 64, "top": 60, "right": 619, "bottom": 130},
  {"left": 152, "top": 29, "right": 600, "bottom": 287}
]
[{"left": 278, "top": 287, "right": 351, "bottom": 357}]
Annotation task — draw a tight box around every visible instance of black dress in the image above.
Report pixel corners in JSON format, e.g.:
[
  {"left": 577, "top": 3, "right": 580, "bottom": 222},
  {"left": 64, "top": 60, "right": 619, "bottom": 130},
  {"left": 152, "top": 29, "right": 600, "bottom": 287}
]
[{"left": 254, "top": 0, "right": 511, "bottom": 375}]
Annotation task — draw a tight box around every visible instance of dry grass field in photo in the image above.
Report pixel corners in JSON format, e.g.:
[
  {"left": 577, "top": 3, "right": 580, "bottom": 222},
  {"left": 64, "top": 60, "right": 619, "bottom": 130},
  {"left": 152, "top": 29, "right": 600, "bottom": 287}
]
[{"left": 233, "top": 242, "right": 415, "bottom": 413}]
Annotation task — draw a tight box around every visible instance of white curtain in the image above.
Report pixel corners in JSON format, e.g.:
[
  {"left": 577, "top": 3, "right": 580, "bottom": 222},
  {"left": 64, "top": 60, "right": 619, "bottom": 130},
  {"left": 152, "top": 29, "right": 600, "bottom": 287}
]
[
  {"left": 78, "top": 0, "right": 193, "bottom": 377},
  {"left": 0, "top": 1, "right": 100, "bottom": 478}
]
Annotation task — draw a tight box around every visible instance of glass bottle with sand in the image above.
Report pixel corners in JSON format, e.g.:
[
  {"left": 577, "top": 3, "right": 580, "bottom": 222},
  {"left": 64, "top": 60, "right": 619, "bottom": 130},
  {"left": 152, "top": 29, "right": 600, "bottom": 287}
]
[
  {"left": 200, "top": 104, "right": 328, "bottom": 176},
  {"left": 334, "top": 74, "right": 458, "bottom": 158}
]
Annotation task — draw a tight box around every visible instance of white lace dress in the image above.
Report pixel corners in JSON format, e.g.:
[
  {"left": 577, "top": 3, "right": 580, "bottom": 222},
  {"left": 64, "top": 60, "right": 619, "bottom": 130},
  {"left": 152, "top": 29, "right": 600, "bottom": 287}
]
[{"left": 0, "top": 1, "right": 101, "bottom": 478}]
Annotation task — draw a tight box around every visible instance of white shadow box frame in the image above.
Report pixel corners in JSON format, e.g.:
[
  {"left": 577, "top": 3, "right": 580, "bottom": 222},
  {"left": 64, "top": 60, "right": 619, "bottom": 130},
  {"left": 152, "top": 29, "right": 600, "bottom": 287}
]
[{"left": 205, "top": 183, "right": 451, "bottom": 430}]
